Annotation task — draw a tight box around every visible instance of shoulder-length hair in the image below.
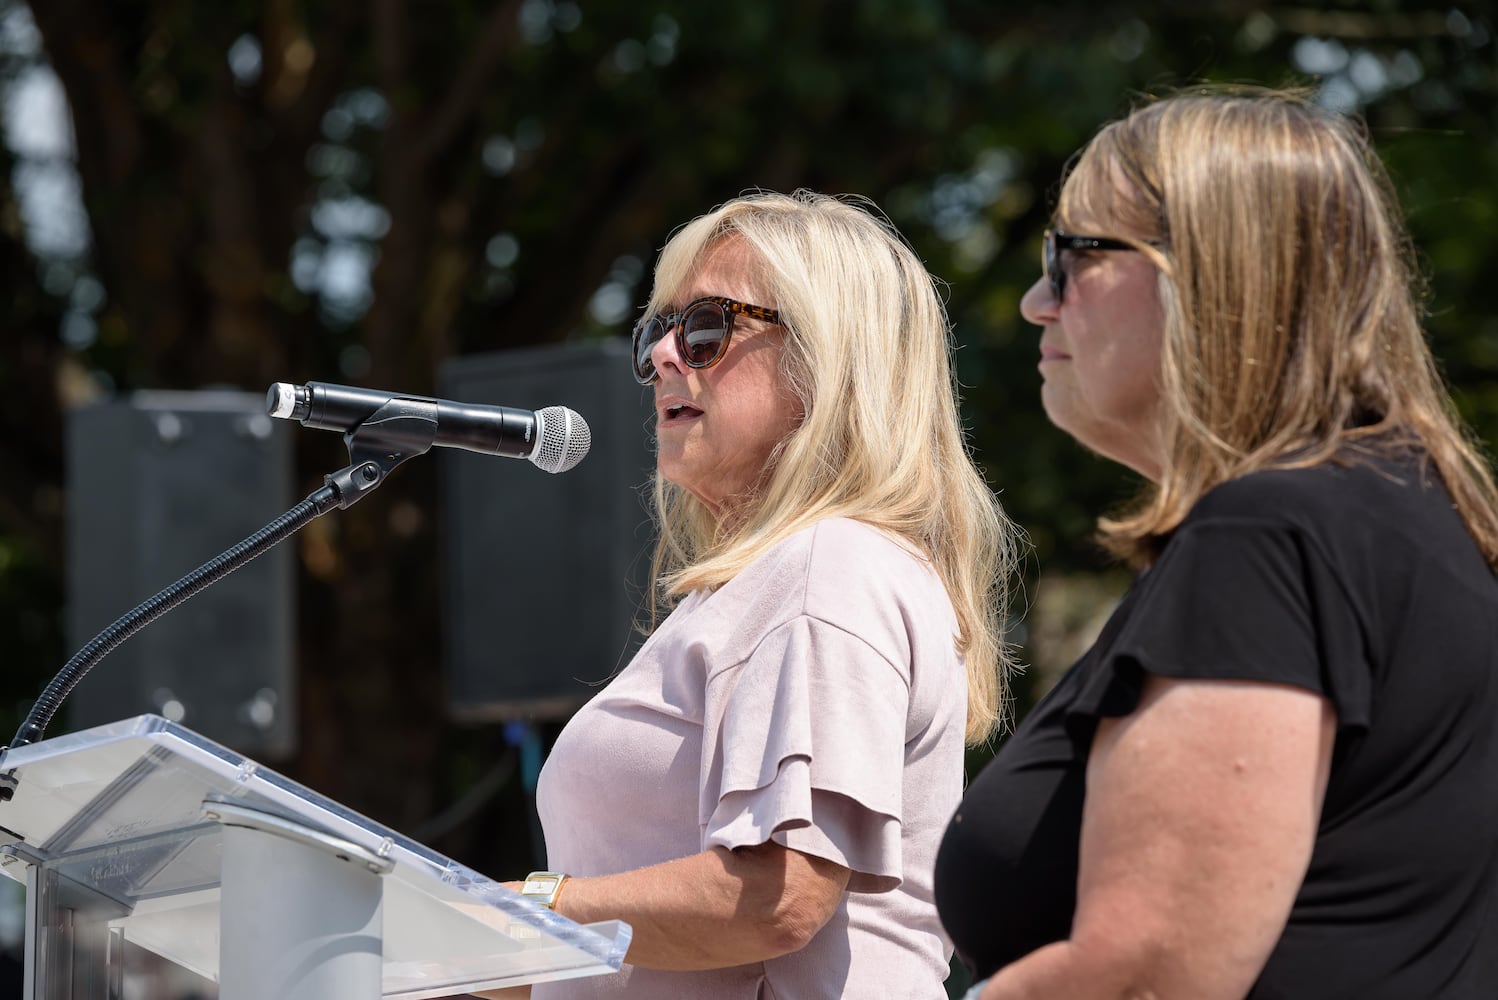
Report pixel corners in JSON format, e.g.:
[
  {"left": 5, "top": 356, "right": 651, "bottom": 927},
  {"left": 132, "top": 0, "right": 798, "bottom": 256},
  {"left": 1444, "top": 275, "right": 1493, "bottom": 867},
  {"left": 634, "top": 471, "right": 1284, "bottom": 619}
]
[
  {"left": 643, "top": 190, "right": 1021, "bottom": 744},
  {"left": 1057, "top": 86, "right": 1498, "bottom": 568}
]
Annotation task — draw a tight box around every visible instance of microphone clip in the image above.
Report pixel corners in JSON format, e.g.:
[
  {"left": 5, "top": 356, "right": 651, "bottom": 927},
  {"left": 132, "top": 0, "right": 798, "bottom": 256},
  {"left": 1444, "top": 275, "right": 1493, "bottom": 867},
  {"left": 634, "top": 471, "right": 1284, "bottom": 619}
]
[{"left": 322, "top": 398, "right": 441, "bottom": 510}]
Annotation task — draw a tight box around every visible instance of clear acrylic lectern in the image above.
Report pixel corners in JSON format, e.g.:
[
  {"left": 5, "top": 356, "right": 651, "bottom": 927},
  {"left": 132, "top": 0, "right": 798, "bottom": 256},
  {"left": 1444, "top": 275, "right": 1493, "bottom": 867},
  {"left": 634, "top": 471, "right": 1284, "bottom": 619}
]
[{"left": 0, "top": 714, "right": 630, "bottom": 999}]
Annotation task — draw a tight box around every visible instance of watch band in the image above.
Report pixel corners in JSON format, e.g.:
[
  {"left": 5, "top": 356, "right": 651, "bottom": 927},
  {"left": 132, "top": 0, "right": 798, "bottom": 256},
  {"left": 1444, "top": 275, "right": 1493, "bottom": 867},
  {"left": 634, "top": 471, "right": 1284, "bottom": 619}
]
[{"left": 519, "top": 870, "right": 569, "bottom": 909}]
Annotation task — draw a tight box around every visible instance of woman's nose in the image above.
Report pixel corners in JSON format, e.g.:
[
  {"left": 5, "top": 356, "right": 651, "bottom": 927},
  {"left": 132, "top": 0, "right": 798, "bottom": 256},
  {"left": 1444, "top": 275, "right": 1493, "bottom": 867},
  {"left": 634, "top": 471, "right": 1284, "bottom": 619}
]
[
  {"left": 1019, "top": 275, "right": 1058, "bottom": 326},
  {"left": 650, "top": 321, "right": 684, "bottom": 377}
]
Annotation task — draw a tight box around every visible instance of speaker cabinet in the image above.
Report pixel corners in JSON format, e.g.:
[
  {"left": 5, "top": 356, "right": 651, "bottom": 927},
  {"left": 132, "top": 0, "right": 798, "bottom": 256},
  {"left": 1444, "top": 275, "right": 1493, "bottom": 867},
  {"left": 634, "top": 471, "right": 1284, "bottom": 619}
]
[
  {"left": 65, "top": 390, "right": 296, "bottom": 756},
  {"left": 440, "top": 341, "right": 656, "bottom": 721}
]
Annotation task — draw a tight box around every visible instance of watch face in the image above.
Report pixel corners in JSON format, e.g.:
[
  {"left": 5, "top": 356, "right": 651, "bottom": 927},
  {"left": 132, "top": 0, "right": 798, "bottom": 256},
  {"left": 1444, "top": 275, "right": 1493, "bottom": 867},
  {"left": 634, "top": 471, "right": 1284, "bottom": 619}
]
[{"left": 520, "top": 872, "right": 567, "bottom": 908}]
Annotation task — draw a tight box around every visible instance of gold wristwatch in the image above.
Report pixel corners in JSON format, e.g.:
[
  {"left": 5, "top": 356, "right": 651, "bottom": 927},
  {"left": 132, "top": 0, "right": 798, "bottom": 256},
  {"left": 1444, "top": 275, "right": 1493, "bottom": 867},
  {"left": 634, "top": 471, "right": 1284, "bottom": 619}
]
[{"left": 519, "top": 871, "right": 569, "bottom": 909}]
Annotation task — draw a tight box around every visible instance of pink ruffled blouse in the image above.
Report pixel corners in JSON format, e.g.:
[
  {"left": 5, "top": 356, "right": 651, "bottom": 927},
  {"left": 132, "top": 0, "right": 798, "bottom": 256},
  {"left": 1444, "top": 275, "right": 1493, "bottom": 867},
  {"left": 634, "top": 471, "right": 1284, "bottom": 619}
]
[{"left": 533, "top": 518, "right": 967, "bottom": 999}]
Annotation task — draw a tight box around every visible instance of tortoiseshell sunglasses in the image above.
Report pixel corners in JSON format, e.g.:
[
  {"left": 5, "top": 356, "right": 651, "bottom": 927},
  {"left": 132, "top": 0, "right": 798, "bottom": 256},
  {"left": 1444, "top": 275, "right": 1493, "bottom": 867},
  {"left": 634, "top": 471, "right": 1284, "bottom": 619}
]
[{"left": 631, "top": 295, "right": 783, "bottom": 384}]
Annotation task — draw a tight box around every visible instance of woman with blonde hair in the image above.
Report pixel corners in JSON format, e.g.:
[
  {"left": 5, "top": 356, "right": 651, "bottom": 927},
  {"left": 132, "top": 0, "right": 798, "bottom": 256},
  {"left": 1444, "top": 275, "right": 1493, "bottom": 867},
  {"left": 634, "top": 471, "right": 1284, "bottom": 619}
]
[
  {"left": 501, "top": 189, "right": 1019, "bottom": 999},
  {"left": 936, "top": 86, "right": 1498, "bottom": 999}
]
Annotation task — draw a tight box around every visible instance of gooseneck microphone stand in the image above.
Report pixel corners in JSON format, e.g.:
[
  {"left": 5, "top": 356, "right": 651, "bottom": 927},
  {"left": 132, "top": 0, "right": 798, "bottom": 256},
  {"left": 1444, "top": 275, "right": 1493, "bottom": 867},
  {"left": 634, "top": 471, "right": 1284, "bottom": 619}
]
[{"left": 0, "top": 398, "right": 447, "bottom": 797}]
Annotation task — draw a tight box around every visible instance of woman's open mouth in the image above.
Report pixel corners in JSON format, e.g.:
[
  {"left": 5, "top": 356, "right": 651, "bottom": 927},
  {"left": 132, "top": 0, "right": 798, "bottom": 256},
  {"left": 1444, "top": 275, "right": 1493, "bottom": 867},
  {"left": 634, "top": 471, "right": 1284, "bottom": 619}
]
[{"left": 662, "top": 402, "right": 704, "bottom": 424}]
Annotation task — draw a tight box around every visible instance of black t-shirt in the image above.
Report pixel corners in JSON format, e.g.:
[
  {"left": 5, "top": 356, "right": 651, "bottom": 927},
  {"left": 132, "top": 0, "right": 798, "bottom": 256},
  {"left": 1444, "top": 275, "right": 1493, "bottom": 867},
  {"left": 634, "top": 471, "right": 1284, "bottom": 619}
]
[{"left": 936, "top": 456, "right": 1498, "bottom": 998}]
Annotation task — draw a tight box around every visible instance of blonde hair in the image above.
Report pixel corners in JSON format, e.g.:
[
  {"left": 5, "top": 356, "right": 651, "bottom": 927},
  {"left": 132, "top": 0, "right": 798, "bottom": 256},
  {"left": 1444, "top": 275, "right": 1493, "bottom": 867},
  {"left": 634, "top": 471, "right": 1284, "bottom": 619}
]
[
  {"left": 643, "top": 190, "right": 1021, "bottom": 743},
  {"left": 1057, "top": 86, "right": 1498, "bottom": 568}
]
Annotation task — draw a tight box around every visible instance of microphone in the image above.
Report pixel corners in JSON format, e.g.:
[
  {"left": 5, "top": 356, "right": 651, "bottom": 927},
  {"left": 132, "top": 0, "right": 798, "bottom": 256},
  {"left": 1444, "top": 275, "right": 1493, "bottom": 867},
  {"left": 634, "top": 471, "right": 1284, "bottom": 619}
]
[{"left": 266, "top": 381, "right": 591, "bottom": 474}]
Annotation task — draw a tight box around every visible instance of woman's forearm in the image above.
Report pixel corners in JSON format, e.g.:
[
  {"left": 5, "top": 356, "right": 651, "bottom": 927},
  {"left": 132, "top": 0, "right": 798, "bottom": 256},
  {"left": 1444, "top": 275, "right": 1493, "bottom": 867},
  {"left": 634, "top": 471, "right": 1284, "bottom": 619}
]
[
  {"left": 968, "top": 677, "right": 1336, "bottom": 1000},
  {"left": 550, "top": 843, "right": 850, "bottom": 970}
]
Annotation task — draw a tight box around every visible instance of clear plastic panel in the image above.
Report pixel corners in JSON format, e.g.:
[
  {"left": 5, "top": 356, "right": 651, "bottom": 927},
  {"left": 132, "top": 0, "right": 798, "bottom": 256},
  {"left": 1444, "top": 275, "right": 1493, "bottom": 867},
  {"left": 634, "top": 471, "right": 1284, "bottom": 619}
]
[{"left": 0, "top": 715, "right": 630, "bottom": 997}]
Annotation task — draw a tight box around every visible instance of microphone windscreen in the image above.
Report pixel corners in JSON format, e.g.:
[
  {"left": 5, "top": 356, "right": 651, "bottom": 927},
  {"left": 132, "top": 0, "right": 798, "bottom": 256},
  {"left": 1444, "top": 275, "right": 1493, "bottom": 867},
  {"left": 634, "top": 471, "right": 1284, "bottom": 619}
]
[{"left": 531, "top": 407, "right": 591, "bottom": 473}]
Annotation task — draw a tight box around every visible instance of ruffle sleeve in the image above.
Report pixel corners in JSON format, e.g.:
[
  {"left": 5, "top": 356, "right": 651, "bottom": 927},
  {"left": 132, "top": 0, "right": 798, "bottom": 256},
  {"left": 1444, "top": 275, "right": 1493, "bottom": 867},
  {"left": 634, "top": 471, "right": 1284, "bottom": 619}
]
[
  {"left": 1066, "top": 517, "right": 1371, "bottom": 738},
  {"left": 699, "top": 615, "right": 909, "bottom": 893}
]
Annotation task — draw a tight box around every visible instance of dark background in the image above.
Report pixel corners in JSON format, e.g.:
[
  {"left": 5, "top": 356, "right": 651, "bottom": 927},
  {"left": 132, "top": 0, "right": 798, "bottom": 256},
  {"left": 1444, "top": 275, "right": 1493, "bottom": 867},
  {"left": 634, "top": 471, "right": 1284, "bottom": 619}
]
[{"left": 0, "top": 0, "right": 1494, "bottom": 991}]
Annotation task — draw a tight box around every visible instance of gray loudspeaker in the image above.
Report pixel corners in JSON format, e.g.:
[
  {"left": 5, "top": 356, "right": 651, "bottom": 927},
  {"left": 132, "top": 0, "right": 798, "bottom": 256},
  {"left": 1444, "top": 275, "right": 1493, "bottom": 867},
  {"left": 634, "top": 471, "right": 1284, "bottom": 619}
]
[
  {"left": 440, "top": 340, "right": 656, "bottom": 721},
  {"left": 65, "top": 390, "right": 296, "bottom": 756}
]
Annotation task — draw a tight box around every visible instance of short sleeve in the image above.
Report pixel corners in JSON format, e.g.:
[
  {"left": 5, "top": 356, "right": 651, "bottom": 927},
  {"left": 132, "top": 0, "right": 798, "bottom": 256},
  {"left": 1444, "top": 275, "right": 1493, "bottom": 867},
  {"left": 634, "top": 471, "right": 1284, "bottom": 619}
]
[
  {"left": 1067, "top": 517, "right": 1370, "bottom": 736},
  {"left": 699, "top": 615, "right": 909, "bottom": 893}
]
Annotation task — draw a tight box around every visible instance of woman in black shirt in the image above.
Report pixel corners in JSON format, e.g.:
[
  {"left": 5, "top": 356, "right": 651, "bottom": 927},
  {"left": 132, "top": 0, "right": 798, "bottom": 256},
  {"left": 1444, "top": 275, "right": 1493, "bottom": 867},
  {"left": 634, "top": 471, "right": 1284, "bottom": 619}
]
[{"left": 936, "top": 87, "right": 1498, "bottom": 999}]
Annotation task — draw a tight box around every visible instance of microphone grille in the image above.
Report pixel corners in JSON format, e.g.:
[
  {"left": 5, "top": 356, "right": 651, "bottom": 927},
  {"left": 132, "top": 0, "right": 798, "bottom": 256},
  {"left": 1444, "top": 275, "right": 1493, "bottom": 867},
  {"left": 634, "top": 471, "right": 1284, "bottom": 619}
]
[{"left": 530, "top": 406, "right": 591, "bottom": 474}]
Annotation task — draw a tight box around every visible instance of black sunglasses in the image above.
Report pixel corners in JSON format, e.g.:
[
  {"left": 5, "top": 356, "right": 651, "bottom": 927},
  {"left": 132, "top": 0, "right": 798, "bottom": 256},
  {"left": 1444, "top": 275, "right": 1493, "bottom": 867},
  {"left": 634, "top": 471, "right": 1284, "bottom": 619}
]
[
  {"left": 631, "top": 295, "right": 782, "bottom": 385},
  {"left": 1043, "top": 229, "right": 1138, "bottom": 303}
]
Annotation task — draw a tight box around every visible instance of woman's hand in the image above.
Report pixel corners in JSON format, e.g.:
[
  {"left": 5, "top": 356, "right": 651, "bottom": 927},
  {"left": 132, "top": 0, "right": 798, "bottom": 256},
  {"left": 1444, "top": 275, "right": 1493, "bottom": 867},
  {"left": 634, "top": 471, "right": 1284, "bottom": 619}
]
[
  {"left": 546, "top": 841, "right": 850, "bottom": 971},
  {"left": 977, "top": 673, "right": 1335, "bottom": 1000}
]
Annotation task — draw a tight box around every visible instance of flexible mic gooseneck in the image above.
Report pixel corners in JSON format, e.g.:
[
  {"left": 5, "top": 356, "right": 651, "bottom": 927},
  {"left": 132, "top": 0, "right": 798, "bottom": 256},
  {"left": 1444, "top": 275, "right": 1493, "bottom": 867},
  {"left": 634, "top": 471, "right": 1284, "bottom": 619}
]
[{"left": 0, "top": 381, "right": 592, "bottom": 780}]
